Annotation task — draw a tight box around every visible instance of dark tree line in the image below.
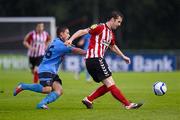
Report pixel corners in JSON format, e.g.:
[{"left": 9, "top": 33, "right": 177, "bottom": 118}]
[{"left": 0, "top": 0, "right": 179, "bottom": 49}]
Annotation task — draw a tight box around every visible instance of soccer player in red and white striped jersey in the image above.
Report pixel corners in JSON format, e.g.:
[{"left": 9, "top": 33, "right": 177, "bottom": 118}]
[
  {"left": 86, "top": 23, "right": 115, "bottom": 59},
  {"left": 65, "top": 11, "right": 143, "bottom": 109},
  {"left": 23, "top": 23, "right": 51, "bottom": 83}
]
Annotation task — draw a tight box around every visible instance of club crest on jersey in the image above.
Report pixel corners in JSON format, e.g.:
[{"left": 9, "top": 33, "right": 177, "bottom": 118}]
[
  {"left": 102, "top": 39, "right": 110, "bottom": 47},
  {"left": 90, "top": 24, "right": 98, "bottom": 29}
]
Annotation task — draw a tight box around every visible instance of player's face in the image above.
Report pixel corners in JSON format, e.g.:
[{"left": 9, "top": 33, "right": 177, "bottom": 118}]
[
  {"left": 111, "top": 16, "right": 123, "bottom": 30},
  {"left": 36, "top": 23, "right": 44, "bottom": 33},
  {"left": 61, "top": 29, "right": 70, "bottom": 41}
]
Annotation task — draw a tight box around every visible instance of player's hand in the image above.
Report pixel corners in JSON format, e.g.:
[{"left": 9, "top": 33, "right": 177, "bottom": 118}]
[
  {"left": 64, "top": 40, "right": 72, "bottom": 46},
  {"left": 122, "top": 56, "right": 131, "bottom": 64}
]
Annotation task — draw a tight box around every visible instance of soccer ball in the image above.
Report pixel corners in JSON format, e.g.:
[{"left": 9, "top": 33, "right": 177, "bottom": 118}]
[{"left": 153, "top": 82, "right": 167, "bottom": 96}]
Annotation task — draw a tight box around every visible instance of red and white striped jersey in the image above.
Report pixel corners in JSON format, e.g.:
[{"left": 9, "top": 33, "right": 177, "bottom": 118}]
[
  {"left": 85, "top": 23, "right": 115, "bottom": 59},
  {"left": 26, "top": 30, "right": 50, "bottom": 57}
]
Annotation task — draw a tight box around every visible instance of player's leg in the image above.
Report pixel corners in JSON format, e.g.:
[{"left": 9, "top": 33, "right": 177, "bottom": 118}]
[
  {"left": 102, "top": 76, "right": 130, "bottom": 106},
  {"left": 97, "top": 58, "right": 130, "bottom": 106},
  {"left": 82, "top": 84, "right": 109, "bottom": 109},
  {"left": 82, "top": 81, "right": 110, "bottom": 108},
  {"left": 33, "top": 66, "right": 39, "bottom": 83},
  {"left": 33, "top": 56, "right": 43, "bottom": 83},
  {"left": 29, "top": 57, "right": 37, "bottom": 83},
  {"left": 13, "top": 82, "right": 52, "bottom": 96},
  {"left": 82, "top": 58, "right": 110, "bottom": 108},
  {"left": 84, "top": 75, "right": 143, "bottom": 109},
  {"left": 37, "top": 76, "right": 62, "bottom": 109},
  {"left": 103, "top": 76, "right": 143, "bottom": 109},
  {"left": 83, "top": 58, "right": 143, "bottom": 109}
]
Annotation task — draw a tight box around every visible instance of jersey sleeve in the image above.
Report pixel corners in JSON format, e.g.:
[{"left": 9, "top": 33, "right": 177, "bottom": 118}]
[
  {"left": 89, "top": 24, "right": 104, "bottom": 35},
  {"left": 62, "top": 45, "right": 73, "bottom": 54},
  {"left": 26, "top": 31, "right": 33, "bottom": 44}
]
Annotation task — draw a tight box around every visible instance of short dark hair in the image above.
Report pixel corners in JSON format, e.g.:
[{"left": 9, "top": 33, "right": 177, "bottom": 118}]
[
  {"left": 107, "top": 11, "right": 124, "bottom": 21},
  {"left": 56, "top": 26, "right": 68, "bottom": 36}
]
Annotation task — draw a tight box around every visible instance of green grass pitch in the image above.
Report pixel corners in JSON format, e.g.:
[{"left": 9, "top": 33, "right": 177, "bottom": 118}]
[{"left": 0, "top": 70, "right": 180, "bottom": 120}]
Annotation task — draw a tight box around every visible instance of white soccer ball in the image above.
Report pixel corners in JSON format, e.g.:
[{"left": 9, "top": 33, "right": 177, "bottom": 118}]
[{"left": 153, "top": 82, "right": 167, "bottom": 96}]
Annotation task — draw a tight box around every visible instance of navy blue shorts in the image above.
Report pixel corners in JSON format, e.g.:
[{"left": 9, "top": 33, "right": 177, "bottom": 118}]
[{"left": 38, "top": 72, "right": 62, "bottom": 87}]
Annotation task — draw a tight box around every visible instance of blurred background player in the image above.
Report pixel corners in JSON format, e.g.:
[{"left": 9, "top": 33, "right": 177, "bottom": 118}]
[
  {"left": 23, "top": 23, "right": 51, "bottom": 83},
  {"left": 13, "top": 26, "right": 86, "bottom": 109},
  {"left": 74, "top": 33, "right": 91, "bottom": 82},
  {"left": 65, "top": 11, "right": 143, "bottom": 109}
]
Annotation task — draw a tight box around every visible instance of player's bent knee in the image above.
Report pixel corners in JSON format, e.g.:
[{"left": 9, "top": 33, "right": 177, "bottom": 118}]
[
  {"left": 55, "top": 90, "right": 63, "bottom": 96},
  {"left": 102, "top": 76, "right": 115, "bottom": 88},
  {"left": 52, "top": 81, "right": 63, "bottom": 95},
  {"left": 33, "top": 68, "right": 38, "bottom": 73},
  {"left": 42, "top": 87, "right": 52, "bottom": 94}
]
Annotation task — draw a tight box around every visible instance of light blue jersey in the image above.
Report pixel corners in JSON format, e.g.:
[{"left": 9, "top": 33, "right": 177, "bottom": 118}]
[{"left": 38, "top": 37, "right": 72, "bottom": 75}]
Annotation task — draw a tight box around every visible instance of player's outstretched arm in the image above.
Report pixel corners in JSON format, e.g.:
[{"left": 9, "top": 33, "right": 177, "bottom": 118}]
[
  {"left": 72, "top": 47, "right": 86, "bottom": 55},
  {"left": 110, "top": 45, "right": 131, "bottom": 64},
  {"left": 65, "top": 28, "right": 89, "bottom": 46}
]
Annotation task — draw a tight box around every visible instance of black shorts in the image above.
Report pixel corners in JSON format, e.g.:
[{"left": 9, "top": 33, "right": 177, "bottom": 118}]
[
  {"left": 86, "top": 58, "right": 112, "bottom": 83},
  {"left": 38, "top": 72, "right": 62, "bottom": 87},
  {"left": 29, "top": 56, "right": 43, "bottom": 70}
]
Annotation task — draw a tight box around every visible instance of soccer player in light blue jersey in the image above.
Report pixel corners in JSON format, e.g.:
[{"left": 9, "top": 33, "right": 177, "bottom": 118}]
[{"left": 13, "top": 26, "right": 86, "bottom": 109}]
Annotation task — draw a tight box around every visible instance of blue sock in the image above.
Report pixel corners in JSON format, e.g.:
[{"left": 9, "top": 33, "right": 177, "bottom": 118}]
[
  {"left": 21, "top": 83, "right": 43, "bottom": 93},
  {"left": 38, "top": 91, "right": 60, "bottom": 105}
]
